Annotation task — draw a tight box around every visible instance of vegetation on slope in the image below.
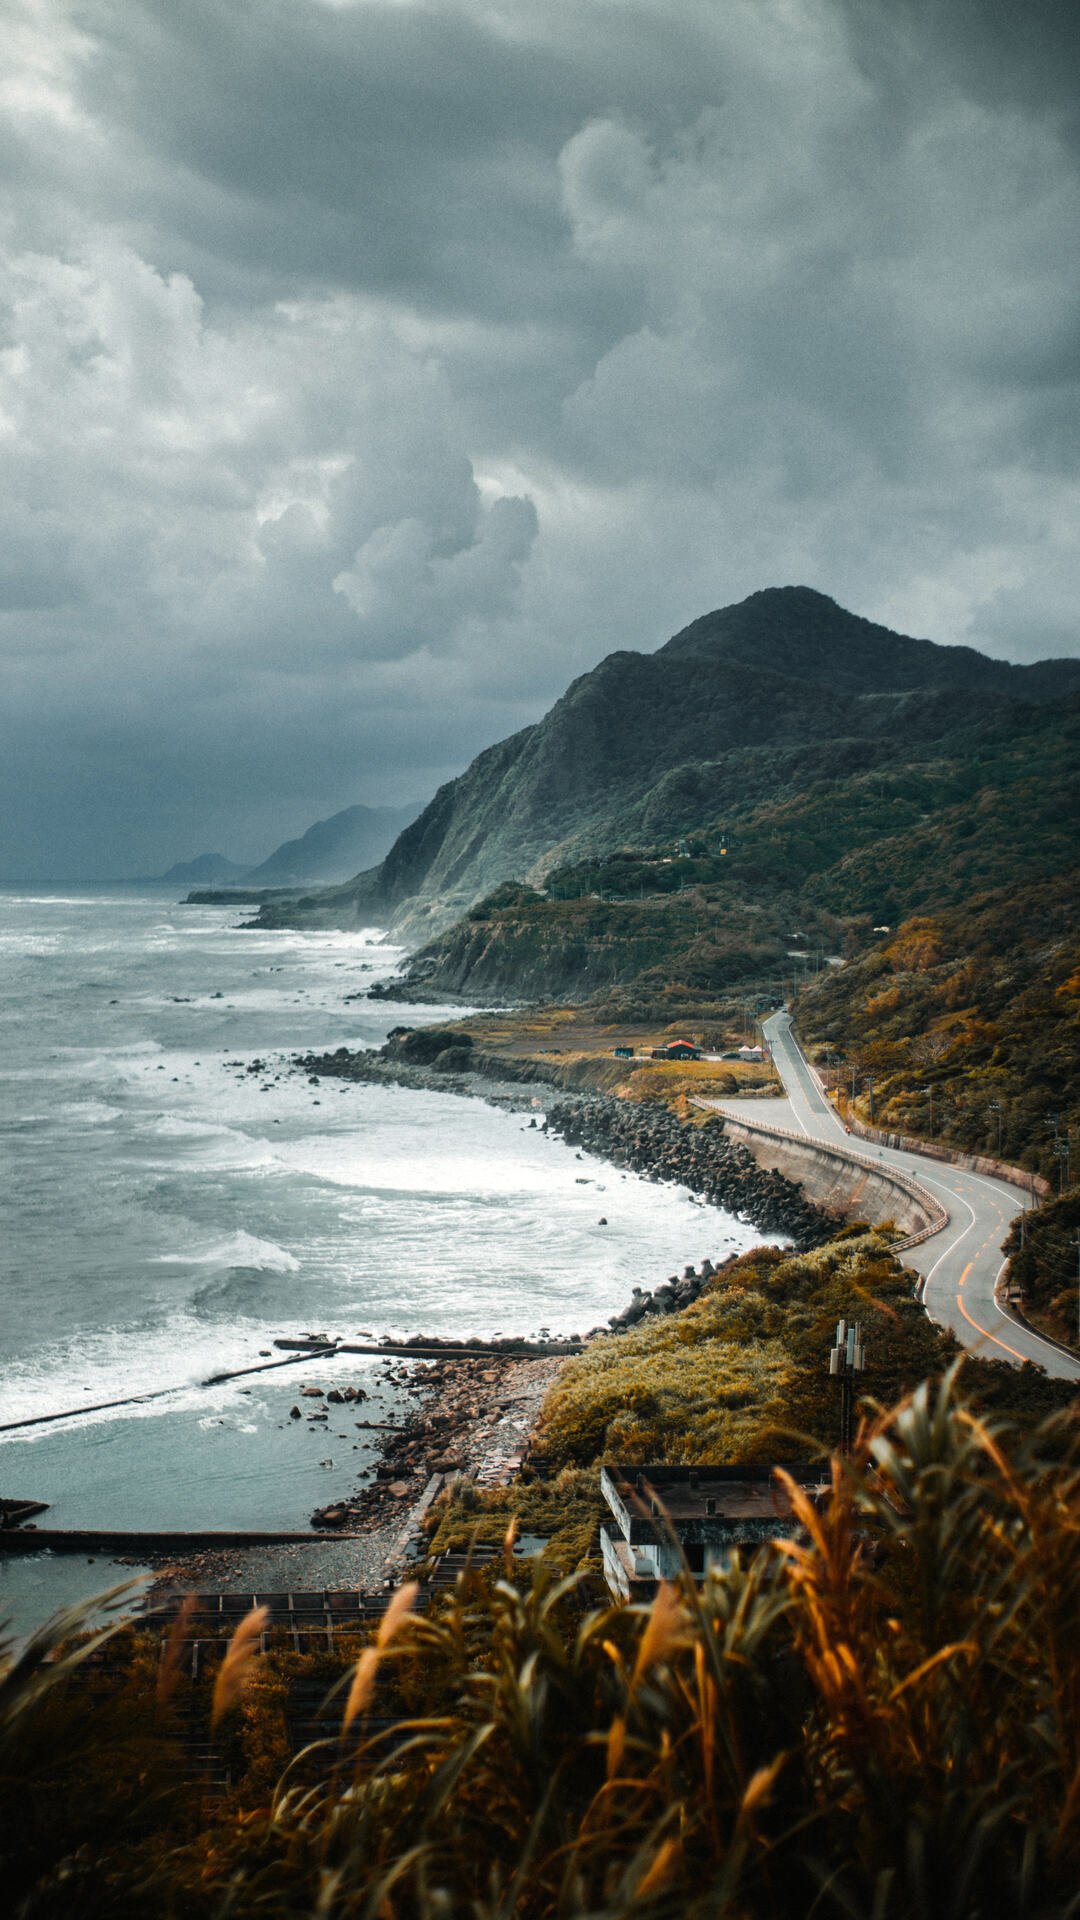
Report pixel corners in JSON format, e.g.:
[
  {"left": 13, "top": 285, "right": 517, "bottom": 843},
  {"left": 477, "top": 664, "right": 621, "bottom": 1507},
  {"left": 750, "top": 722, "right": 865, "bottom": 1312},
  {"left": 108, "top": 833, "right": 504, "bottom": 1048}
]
[
  {"left": 392, "top": 886, "right": 813, "bottom": 1005},
  {"left": 795, "top": 876, "right": 1080, "bottom": 1180},
  {"left": 530, "top": 1231, "right": 1072, "bottom": 1471},
  {"left": 1002, "top": 1187, "right": 1080, "bottom": 1354},
  {"left": 419, "top": 1229, "right": 1073, "bottom": 1584},
  {"left": 250, "top": 586, "right": 1080, "bottom": 936},
  {"left": 8, "top": 1377, "right": 1080, "bottom": 1916},
  {"left": 385, "top": 692, "right": 1080, "bottom": 1007}
]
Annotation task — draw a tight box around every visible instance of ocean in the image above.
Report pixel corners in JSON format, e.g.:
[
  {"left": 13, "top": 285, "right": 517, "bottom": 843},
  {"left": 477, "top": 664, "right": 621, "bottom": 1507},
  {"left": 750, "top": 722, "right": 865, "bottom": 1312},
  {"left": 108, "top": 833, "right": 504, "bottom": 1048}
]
[{"left": 0, "top": 886, "right": 764, "bottom": 1631}]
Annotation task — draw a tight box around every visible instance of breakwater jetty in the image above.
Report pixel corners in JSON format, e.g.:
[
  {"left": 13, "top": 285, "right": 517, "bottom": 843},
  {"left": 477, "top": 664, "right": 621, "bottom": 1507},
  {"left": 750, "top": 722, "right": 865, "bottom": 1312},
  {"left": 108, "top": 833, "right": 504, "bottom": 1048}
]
[{"left": 275, "top": 1335, "right": 583, "bottom": 1358}]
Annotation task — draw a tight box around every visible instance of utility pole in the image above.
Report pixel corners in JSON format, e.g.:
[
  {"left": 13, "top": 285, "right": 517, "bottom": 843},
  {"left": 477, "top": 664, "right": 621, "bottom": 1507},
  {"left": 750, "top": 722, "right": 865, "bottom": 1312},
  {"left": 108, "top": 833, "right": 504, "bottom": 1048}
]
[
  {"left": 866, "top": 1073, "right": 875, "bottom": 1122},
  {"left": 928, "top": 1087, "right": 934, "bottom": 1137},
  {"left": 987, "top": 1100, "right": 1005, "bottom": 1154},
  {"left": 829, "top": 1319, "right": 866, "bottom": 1452},
  {"left": 1056, "top": 1139, "right": 1071, "bottom": 1193}
]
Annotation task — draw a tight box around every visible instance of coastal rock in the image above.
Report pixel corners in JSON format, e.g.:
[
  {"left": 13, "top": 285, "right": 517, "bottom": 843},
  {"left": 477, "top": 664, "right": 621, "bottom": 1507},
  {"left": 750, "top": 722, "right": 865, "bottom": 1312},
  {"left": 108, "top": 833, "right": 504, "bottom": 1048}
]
[
  {"left": 385, "top": 1027, "right": 474, "bottom": 1067},
  {"left": 433, "top": 1046, "right": 473, "bottom": 1072},
  {"left": 543, "top": 1097, "right": 834, "bottom": 1255}
]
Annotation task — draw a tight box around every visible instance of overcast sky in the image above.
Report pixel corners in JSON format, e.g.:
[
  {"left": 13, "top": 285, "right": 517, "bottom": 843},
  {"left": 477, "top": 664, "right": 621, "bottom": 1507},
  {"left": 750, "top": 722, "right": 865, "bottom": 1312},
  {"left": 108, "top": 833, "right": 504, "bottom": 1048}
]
[{"left": 3, "top": 0, "right": 1079, "bottom": 877}]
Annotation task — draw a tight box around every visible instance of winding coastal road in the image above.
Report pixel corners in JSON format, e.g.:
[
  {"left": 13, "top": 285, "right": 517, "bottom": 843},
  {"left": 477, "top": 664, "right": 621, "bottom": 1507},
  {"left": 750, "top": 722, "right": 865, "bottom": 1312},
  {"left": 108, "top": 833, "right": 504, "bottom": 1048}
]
[{"left": 745, "top": 1012, "right": 1080, "bottom": 1382}]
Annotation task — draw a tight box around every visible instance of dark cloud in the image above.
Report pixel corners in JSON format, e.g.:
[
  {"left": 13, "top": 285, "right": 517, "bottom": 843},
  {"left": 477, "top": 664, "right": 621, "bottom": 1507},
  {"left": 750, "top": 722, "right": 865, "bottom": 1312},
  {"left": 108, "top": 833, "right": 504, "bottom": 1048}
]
[
  {"left": 835, "top": 0, "right": 1080, "bottom": 143},
  {"left": 1, "top": 0, "right": 1078, "bottom": 877}
]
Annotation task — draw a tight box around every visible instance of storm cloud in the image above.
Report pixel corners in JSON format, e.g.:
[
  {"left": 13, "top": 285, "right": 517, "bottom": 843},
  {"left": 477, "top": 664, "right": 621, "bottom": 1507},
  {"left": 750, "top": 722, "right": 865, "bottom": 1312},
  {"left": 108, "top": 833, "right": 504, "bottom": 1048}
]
[{"left": 2, "top": 0, "right": 1078, "bottom": 876}]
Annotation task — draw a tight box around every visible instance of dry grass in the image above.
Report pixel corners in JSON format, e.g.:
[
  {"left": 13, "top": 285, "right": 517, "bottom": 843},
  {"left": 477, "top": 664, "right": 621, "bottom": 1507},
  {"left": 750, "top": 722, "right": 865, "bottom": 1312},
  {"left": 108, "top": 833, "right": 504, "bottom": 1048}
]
[
  {"left": 454, "top": 1004, "right": 780, "bottom": 1105},
  {"left": 7, "top": 1376, "right": 1080, "bottom": 1916}
]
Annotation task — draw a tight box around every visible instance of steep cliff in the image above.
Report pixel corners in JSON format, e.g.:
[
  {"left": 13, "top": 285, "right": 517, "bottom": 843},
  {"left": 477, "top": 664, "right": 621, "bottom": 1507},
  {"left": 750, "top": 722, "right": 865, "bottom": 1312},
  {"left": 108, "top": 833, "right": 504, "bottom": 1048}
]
[
  {"left": 375, "top": 690, "right": 1080, "bottom": 1006},
  {"left": 250, "top": 586, "right": 1080, "bottom": 934}
]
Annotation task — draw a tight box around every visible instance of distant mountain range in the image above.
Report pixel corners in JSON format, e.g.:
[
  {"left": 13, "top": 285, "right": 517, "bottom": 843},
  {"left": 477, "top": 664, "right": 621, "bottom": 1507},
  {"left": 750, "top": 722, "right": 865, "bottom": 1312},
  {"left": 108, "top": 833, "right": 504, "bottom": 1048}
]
[
  {"left": 246, "top": 586, "right": 1080, "bottom": 938},
  {"left": 154, "top": 802, "right": 421, "bottom": 891},
  {"left": 159, "top": 852, "right": 253, "bottom": 885}
]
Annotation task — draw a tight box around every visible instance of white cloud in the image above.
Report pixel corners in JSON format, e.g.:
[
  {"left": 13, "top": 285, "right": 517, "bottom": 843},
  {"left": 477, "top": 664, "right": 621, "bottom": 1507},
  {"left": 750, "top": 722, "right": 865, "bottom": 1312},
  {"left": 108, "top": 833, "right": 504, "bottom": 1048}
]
[{"left": 333, "top": 493, "right": 538, "bottom": 657}]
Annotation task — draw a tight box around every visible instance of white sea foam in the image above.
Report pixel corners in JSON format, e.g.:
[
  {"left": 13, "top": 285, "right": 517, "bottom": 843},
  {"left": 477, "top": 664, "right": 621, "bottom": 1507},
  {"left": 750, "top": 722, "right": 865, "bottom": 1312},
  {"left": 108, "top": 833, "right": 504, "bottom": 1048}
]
[
  {"left": 0, "top": 1314, "right": 266, "bottom": 1430},
  {"left": 147, "top": 1112, "right": 240, "bottom": 1138},
  {"left": 0, "top": 1308, "right": 381, "bottom": 1433},
  {"left": 58, "top": 1100, "right": 123, "bottom": 1124},
  {"left": 0, "top": 888, "right": 768, "bottom": 1526},
  {"left": 153, "top": 1231, "right": 300, "bottom": 1272}
]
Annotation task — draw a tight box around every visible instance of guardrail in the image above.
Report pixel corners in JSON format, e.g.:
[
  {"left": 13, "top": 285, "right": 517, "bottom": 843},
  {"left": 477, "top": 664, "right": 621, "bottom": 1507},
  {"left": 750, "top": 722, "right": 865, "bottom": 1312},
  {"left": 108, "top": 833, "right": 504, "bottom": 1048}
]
[
  {"left": 702, "top": 1105, "right": 949, "bottom": 1252},
  {"left": 838, "top": 1111, "right": 1050, "bottom": 1200},
  {"left": 793, "top": 1038, "right": 1049, "bottom": 1203}
]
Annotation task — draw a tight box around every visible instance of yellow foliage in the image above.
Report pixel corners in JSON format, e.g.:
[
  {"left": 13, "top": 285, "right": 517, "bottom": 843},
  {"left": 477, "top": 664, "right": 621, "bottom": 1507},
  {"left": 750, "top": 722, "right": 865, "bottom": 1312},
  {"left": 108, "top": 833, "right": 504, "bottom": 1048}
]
[{"left": 883, "top": 918, "right": 942, "bottom": 972}]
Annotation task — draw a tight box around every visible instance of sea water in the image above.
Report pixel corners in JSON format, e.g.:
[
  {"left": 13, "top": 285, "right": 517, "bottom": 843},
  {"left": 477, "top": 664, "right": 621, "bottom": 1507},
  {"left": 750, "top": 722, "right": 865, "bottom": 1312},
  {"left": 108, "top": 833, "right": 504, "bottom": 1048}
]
[{"left": 0, "top": 887, "right": 764, "bottom": 1628}]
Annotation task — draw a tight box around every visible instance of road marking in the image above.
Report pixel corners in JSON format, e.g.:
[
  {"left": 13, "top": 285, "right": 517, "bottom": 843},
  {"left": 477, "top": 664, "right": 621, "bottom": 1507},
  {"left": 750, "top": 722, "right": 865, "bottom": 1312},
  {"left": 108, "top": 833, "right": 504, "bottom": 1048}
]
[
  {"left": 767, "top": 1013, "right": 1077, "bottom": 1375},
  {"left": 955, "top": 1293, "right": 1030, "bottom": 1364},
  {"left": 923, "top": 1189, "right": 977, "bottom": 1290}
]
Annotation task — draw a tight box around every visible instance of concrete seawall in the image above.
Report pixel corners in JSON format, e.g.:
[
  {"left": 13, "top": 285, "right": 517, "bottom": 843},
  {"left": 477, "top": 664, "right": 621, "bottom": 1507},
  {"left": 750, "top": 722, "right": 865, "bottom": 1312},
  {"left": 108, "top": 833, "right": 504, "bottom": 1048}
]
[{"left": 718, "top": 1115, "right": 948, "bottom": 1249}]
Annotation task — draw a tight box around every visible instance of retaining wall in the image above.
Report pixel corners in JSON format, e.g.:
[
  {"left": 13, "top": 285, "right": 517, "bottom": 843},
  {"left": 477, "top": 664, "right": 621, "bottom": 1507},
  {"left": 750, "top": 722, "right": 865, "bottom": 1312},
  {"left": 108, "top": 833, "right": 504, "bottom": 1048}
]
[
  {"left": 839, "top": 1113, "right": 1051, "bottom": 1199},
  {"left": 0, "top": 1528, "right": 355, "bottom": 1555},
  {"left": 718, "top": 1115, "right": 948, "bottom": 1250}
]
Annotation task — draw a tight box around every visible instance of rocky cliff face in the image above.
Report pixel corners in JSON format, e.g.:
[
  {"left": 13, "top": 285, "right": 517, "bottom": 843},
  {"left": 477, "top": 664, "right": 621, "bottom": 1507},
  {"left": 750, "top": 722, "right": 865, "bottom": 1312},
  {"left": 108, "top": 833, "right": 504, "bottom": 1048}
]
[{"left": 251, "top": 586, "right": 1080, "bottom": 936}]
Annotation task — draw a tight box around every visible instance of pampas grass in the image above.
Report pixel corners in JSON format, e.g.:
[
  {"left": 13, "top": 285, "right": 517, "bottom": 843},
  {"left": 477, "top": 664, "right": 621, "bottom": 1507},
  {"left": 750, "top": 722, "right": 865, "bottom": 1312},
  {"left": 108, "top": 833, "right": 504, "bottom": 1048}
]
[
  {"left": 211, "top": 1605, "right": 269, "bottom": 1728},
  {"left": 8, "top": 1377, "right": 1080, "bottom": 1917},
  {"left": 341, "top": 1581, "right": 419, "bottom": 1734}
]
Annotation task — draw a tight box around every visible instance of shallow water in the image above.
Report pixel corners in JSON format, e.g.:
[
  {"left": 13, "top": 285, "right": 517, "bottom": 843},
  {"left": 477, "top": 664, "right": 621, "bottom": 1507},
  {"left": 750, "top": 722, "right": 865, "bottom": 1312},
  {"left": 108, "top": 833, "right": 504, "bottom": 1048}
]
[{"left": 0, "top": 886, "right": 764, "bottom": 1629}]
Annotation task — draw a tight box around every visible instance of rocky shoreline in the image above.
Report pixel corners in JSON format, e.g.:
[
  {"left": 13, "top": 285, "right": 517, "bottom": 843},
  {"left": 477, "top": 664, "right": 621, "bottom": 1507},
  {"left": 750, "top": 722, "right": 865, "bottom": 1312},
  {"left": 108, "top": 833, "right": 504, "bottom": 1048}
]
[
  {"left": 303, "top": 1352, "right": 564, "bottom": 1532},
  {"left": 143, "top": 1037, "right": 834, "bottom": 1598},
  {"left": 544, "top": 1096, "right": 835, "bottom": 1262},
  {"left": 294, "top": 1030, "right": 569, "bottom": 1101},
  {"left": 147, "top": 1351, "right": 565, "bottom": 1598}
]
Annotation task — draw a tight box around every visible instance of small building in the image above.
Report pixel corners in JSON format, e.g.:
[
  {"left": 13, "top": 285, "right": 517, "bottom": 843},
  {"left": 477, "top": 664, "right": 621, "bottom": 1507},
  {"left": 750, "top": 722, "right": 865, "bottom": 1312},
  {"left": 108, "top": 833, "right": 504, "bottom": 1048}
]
[
  {"left": 650, "top": 1040, "right": 701, "bottom": 1061},
  {"left": 736, "top": 1044, "right": 764, "bottom": 1060},
  {"left": 612, "top": 1046, "right": 634, "bottom": 1058},
  {"left": 599, "top": 1463, "right": 831, "bottom": 1600}
]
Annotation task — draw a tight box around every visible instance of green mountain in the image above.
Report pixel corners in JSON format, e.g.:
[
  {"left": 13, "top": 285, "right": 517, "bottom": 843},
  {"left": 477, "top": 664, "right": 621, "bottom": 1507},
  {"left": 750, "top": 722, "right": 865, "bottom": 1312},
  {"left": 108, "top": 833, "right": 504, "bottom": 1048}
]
[
  {"left": 251, "top": 586, "right": 1080, "bottom": 939},
  {"left": 382, "top": 693, "right": 1079, "bottom": 1006}
]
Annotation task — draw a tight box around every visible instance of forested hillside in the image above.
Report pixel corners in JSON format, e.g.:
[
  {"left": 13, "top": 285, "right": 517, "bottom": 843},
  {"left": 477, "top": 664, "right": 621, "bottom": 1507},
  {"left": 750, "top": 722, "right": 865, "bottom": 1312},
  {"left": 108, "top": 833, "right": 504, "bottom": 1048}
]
[
  {"left": 383, "top": 694, "right": 1080, "bottom": 1020},
  {"left": 249, "top": 587, "right": 1080, "bottom": 935},
  {"left": 796, "top": 878, "right": 1080, "bottom": 1190}
]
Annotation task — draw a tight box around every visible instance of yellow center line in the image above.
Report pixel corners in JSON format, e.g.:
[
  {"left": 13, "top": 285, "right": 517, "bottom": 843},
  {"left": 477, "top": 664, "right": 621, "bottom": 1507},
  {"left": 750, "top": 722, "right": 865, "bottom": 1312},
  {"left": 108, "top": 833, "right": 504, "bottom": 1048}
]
[
  {"left": 958, "top": 1261, "right": 973, "bottom": 1290},
  {"left": 956, "top": 1293, "right": 1029, "bottom": 1364}
]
